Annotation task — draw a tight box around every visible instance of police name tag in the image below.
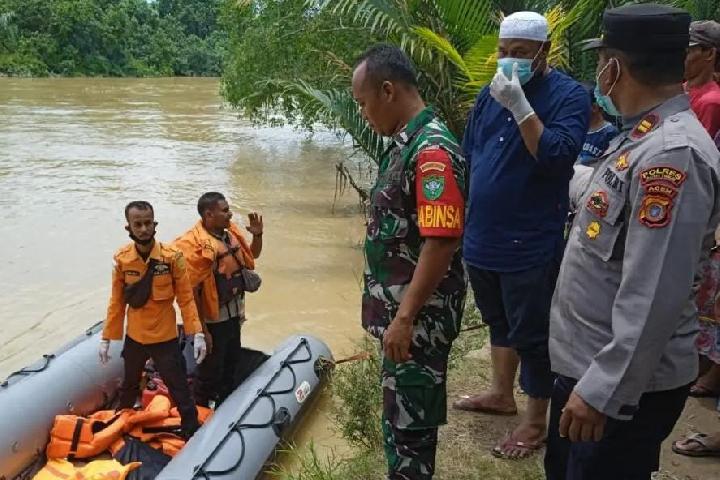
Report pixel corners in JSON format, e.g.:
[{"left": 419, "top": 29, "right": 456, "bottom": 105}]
[{"left": 295, "top": 381, "right": 311, "bottom": 404}]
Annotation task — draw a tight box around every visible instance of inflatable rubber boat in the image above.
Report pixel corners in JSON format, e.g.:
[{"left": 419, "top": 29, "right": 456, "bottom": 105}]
[{"left": 0, "top": 321, "right": 333, "bottom": 480}]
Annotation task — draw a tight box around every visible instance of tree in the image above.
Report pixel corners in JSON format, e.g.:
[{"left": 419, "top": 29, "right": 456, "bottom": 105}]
[
  {"left": 0, "top": 0, "right": 229, "bottom": 77},
  {"left": 221, "top": 0, "right": 720, "bottom": 169}
]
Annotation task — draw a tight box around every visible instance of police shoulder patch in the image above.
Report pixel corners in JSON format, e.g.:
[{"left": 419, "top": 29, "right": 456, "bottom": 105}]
[
  {"left": 631, "top": 113, "right": 659, "bottom": 140},
  {"left": 636, "top": 164, "right": 685, "bottom": 229},
  {"left": 638, "top": 195, "right": 673, "bottom": 228},
  {"left": 639, "top": 166, "right": 686, "bottom": 188}
]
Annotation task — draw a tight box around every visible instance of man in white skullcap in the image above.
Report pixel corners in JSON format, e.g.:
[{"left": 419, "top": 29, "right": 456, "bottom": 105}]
[{"left": 454, "top": 11, "right": 590, "bottom": 459}]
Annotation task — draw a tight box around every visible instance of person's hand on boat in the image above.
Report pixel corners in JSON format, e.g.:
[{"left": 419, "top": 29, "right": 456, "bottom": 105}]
[
  {"left": 194, "top": 333, "right": 207, "bottom": 364},
  {"left": 383, "top": 315, "right": 413, "bottom": 363},
  {"left": 246, "top": 212, "right": 264, "bottom": 237},
  {"left": 98, "top": 339, "right": 110, "bottom": 364}
]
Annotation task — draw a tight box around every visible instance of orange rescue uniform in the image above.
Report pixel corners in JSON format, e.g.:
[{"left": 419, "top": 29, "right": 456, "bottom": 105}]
[
  {"left": 103, "top": 241, "right": 201, "bottom": 344},
  {"left": 173, "top": 221, "right": 254, "bottom": 322}
]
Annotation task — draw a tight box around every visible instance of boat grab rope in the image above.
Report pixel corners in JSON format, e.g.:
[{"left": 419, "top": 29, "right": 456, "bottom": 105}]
[
  {"left": 1, "top": 321, "right": 104, "bottom": 389},
  {"left": 0, "top": 354, "right": 55, "bottom": 388},
  {"left": 192, "top": 337, "right": 331, "bottom": 480}
]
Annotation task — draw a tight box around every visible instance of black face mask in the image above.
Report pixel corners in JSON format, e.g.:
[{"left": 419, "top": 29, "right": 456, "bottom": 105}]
[
  {"left": 129, "top": 231, "right": 155, "bottom": 246},
  {"left": 126, "top": 224, "right": 157, "bottom": 246}
]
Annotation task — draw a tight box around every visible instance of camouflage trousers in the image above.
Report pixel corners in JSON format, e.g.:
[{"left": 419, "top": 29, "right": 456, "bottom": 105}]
[{"left": 380, "top": 323, "right": 454, "bottom": 480}]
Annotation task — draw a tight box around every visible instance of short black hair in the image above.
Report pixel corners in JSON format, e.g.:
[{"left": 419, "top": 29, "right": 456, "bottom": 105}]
[
  {"left": 581, "top": 81, "right": 597, "bottom": 105},
  {"left": 355, "top": 43, "right": 418, "bottom": 89},
  {"left": 197, "top": 192, "right": 226, "bottom": 217},
  {"left": 605, "top": 47, "right": 686, "bottom": 86},
  {"left": 124, "top": 201, "right": 154, "bottom": 221}
]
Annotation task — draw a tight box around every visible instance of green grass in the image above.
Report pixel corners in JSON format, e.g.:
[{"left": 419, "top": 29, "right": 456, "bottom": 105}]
[{"left": 268, "top": 296, "right": 544, "bottom": 479}]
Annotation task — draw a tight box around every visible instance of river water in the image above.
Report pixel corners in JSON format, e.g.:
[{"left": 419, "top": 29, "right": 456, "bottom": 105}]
[{"left": 0, "top": 77, "right": 368, "bottom": 456}]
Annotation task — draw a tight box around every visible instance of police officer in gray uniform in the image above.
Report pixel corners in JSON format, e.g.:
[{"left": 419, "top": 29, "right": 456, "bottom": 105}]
[{"left": 546, "top": 4, "right": 720, "bottom": 480}]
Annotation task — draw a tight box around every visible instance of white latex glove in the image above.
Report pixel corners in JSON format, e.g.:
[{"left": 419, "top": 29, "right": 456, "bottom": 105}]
[
  {"left": 489, "top": 62, "right": 535, "bottom": 124},
  {"left": 98, "top": 339, "right": 110, "bottom": 365},
  {"left": 194, "top": 333, "right": 207, "bottom": 364}
]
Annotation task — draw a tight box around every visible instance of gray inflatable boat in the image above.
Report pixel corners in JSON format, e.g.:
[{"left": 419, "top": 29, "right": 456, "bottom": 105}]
[{"left": 0, "top": 322, "right": 333, "bottom": 480}]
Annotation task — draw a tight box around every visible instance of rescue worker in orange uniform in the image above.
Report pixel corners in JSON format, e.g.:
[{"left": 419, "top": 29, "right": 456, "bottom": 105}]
[
  {"left": 174, "top": 192, "right": 263, "bottom": 407},
  {"left": 99, "top": 201, "right": 207, "bottom": 438}
]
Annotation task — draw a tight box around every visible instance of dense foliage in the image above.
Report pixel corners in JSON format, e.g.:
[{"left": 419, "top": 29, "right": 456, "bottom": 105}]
[
  {"left": 0, "top": 0, "right": 228, "bottom": 77},
  {"left": 220, "top": 0, "right": 720, "bottom": 166}
]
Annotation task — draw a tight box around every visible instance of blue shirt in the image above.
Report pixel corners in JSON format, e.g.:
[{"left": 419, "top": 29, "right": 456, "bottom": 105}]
[
  {"left": 577, "top": 122, "right": 619, "bottom": 165},
  {"left": 462, "top": 69, "right": 591, "bottom": 272}
]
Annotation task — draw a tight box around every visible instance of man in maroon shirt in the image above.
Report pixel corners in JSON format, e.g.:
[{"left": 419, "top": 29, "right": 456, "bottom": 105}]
[{"left": 685, "top": 20, "right": 720, "bottom": 138}]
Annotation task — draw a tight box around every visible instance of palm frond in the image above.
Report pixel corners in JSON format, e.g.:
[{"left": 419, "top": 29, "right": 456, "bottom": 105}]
[
  {"left": 433, "top": 0, "right": 499, "bottom": 50},
  {"left": 274, "top": 80, "right": 385, "bottom": 163},
  {"left": 461, "top": 34, "right": 499, "bottom": 96},
  {"left": 411, "top": 26, "right": 472, "bottom": 80},
  {"left": 318, "top": 0, "right": 410, "bottom": 39}
]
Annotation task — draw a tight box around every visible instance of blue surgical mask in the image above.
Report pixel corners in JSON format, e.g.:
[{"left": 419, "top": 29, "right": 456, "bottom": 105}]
[
  {"left": 498, "top": 57, "right": 534, "bottom": 85},
  {"left": 594, "top": 58, "right": 621, "bottom": 118},
  {"left": 497, "top": 44, "right": 545, "bottom": 85}
]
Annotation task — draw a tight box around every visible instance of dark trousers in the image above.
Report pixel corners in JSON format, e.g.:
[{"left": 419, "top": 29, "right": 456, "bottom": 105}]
[
  {"left": 194, "top": 318, "right": 241, "bottom": 407},
  {"left": 467, "top": 259, "right": 559, "bottom": 398},
  {"left": 545, "top": 375, "right": 690, "bottom": 480},
  {"left": 117, "top": 336, "right": 199, "bottom": 432}
]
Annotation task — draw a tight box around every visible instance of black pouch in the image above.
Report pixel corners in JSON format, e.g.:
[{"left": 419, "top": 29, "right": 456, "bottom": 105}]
[
  {"left": 240, "top": 268, "right": 262, "bottom": 293},
  {"left": 213, "top": 270, "right": 244, "bottom": 305},
  {"left": 124, "top": 259, "right": 158, "bottom": 309}
]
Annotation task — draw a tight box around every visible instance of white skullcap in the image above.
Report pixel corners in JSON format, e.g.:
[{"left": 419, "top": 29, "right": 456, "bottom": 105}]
[{"left": 499, "top": 11, "right": 548, "bottom": 42}]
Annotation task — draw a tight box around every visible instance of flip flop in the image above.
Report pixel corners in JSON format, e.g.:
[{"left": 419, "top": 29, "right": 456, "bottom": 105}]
[
  {"left": 491, "top": 438, "right": 546, "bottom": 460},
  {"left": 451, "top": 395, "right": 518, "bottom": 416},
  {"left": 672, "top": 433, "right": 720, "bottom": 458},
  {"left": 689, "top": 384, "right": 720, "bottom": 398}
]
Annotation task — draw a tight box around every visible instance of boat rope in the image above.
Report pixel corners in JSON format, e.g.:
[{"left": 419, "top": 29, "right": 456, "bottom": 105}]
[
  {"left": 191, "top": 337, "right": 325, "bottom": 480},
  {"left": 0, "top": 354, "right": 56, "bottom": 388}
]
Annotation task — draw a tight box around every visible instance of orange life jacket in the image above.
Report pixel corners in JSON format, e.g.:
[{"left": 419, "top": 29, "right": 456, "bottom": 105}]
[
  {"left": 173, "top": 222, "right": 254, "bottom": 321},
  {"left": 47, "top": 395, "right": 212, "bottom": 460}
]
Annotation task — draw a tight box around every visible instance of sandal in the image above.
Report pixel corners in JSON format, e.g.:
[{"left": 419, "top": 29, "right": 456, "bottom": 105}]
[
  {"left": 689, "top": 384, "right": 720, "bottom": 398},
  {"left": 672, "top": 433, "right": 720, "bottom": 458},
  {"left": 451, "top": 395, "right": 517, "bottom": 416},
  {"left": 491, "top": 437, "right": 545, "bottom": 460}
]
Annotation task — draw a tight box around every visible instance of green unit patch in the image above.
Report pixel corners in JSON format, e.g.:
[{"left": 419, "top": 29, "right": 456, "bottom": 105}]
[{"left": 422, "top": 175, "right": 445, "bottom": 201}]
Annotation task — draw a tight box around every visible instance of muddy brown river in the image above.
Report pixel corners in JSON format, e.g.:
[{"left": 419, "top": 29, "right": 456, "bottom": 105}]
[{"left": 0, "top": 77, "right": 367, "bottom": 462}]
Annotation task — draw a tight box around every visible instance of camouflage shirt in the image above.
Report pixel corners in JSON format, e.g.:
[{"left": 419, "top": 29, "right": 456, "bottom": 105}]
[{"left": 362, "top": 107, "right": 467, "bottom": 340}]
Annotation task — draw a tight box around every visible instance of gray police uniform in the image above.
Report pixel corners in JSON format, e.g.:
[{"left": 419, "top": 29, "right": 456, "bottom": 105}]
[
  {"left": 545, "top": 5, "right": 720, "bottom": 479},
  {"left": 551, "top": 94, "right": 720, "bottom": 417}
]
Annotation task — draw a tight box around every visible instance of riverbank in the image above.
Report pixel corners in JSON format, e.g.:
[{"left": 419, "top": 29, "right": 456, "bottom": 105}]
[{"left": 271, "top": 302, "right": 719, "bottom": 480}]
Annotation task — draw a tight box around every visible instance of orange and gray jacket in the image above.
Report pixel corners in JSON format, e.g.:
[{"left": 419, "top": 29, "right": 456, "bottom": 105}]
[
  {"left": 173, "top": 221, "right": 254, "bottom": 322},
  {"left": 103, "top": 241, "right": 202, "bottom": 344}
]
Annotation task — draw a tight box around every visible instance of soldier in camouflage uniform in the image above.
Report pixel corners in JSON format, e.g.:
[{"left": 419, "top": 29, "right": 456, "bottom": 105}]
[{"left": 352, "top": 44, "right": 468, "bottom": 479}]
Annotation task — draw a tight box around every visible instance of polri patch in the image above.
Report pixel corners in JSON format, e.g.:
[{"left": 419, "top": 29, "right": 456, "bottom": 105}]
[
  {"left": 586, "top": 191, "right": 609, "bottom": 218},
  {"left": 640, "top": 166, "right": 686, "bottom": 188},
  {"left": 422, "top": 175, "right": 445, "bottom": 201},
  {"left": 638, "top": 195, "right": 673, "bottom": 228},
  {"left": 586, "top": 221, "right": 601, "bottom": 240},
  {"left": 631, "top": 113, "right": 659, "bottom": 139}
]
